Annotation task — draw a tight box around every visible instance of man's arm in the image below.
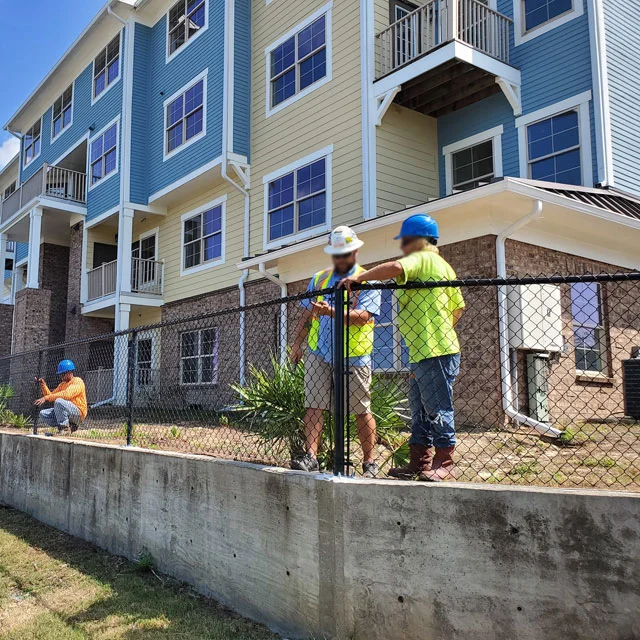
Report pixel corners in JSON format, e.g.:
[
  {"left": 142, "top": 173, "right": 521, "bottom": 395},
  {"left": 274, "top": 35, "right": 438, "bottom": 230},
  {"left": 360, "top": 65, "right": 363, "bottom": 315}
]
[
  {"left": 309, "top": 302, "right": 373, "bottom": 327},
  {"left": 291, "top": 308, "right": 314, "bottom": 364},
  {"left": 338, "top": 261, "right": 404, "bottom": 292},
  {"left": 44, "top": 379, "right": 81, "bottom": 403},
  {"left": 39, "top": 379, "right": 51, "bottom": 396},
  {"left": 453, "top": 307, "right": 464, "bottom": 327}
]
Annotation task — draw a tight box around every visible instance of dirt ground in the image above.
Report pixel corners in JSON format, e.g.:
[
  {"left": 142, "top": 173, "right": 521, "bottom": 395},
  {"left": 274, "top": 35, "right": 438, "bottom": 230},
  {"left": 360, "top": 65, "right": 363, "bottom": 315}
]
[{"left": 3, "top": 418, "right": 639, "bottom": 491}]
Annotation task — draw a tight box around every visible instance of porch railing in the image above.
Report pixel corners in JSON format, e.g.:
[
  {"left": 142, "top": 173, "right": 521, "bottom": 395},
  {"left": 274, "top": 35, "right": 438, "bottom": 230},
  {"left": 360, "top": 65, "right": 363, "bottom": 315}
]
[
  {"left": 376, "top": 0, "right": 512, "bottom": 78},
  {"left": 0, "top": 164, "right": 87, "bottom": 224},
  {"left": 131, "top": 258, "right": 164, "bottom": 296},
  {"left": 87, "top": 258, "right": 164, "bottom": 301},
  {"left": 87, "top": 259, "right": 118, "bottom": 301}
]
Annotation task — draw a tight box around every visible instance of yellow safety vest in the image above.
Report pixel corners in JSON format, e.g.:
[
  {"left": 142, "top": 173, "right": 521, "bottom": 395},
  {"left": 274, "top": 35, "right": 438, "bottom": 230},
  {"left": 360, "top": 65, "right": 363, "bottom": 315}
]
[{"left": 307, "top": 265, "right": 375, "bottom": 357}]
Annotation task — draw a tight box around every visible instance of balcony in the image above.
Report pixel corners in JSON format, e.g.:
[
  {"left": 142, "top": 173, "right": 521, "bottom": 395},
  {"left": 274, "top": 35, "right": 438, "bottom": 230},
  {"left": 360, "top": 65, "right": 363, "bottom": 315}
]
[
  {"left": 0, "top": 164, "right": 87, "bottom": 225},
  {"left": 374, "top": 0, "right": 520, "bottom": 118},
  {"left": 87, "top": 258, "right": 164, "bottom": 302}
]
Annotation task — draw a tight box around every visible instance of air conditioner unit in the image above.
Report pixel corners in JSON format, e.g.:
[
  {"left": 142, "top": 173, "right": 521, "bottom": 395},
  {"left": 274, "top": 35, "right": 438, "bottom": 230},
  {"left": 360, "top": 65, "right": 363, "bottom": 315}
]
[
  {"left": 507, "top": 284, "right": 563, "bottom": 352},
  {"left": 623, "top": 358, "right": 640, "bottom": 420}
]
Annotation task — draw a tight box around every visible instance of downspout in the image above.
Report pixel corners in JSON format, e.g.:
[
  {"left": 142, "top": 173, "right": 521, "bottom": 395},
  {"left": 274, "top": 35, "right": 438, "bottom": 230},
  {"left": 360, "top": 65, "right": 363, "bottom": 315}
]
[
  {"left": 259, "top": 263, "right": 288, "bottom": 365},
  {"left": 496, "top": 200, "right": 561, "bottom": 438}
]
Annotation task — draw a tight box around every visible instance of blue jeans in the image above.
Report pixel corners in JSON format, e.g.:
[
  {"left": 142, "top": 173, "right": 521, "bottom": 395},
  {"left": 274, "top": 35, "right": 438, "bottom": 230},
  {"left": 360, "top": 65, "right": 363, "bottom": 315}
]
[
  {"left": 408, "top": 353, "right": 460, "bottom": 449},
  {"left": 39, "top": 398, "right": 82, "bottom": 429}
]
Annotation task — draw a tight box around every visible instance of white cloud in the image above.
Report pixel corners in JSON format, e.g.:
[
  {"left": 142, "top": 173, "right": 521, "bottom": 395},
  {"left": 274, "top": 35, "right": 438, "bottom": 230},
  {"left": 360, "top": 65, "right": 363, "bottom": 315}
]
[{"left": 0, "top": 137, "right": 20, "bottom": 172}]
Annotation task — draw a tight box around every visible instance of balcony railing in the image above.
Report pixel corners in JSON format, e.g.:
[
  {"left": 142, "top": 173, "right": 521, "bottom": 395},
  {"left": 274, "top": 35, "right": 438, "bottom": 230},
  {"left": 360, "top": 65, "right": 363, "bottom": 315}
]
[
  {"left": 376, "top": 0, "right": 512, "bottom": 78},
  {"left": 87, "top": 258, "right": 164, "bottom": 302},
  {"left": 0, "top": 164, "right": 87, "bottom": 224}
]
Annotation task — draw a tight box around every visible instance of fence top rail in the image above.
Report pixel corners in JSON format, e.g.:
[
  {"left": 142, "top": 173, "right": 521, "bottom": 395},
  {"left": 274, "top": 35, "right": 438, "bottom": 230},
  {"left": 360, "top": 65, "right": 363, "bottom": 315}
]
[{"left": 2, "top": 272, "right": 638, "bottom": 362}]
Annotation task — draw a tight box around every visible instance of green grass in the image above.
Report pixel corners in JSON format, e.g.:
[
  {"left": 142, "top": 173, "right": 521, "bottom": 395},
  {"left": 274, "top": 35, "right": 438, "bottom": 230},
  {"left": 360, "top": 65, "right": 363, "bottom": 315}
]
[{"left": 0, "top": 507, "right": 278, "bottom": 639}]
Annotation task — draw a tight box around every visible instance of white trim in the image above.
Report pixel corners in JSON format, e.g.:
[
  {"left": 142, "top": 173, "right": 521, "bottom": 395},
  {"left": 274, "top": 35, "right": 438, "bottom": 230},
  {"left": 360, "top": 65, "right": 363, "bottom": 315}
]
[
  {"left": 80, "top": 222, "right": 89, "bottom": 303},
  {"left": 587, "top": 0, "right": 613, "bottom": 187},
  {"left": 87, "top": 115, "right": 121, "bottom": 192},
  {"left": 262, "top": 146, "right": 333, "bottom": 251},
  {"left": 361, "top": 0, "right": 376, "bottom": 220},
  {"left": 91, "top": 29, "right": 124, "bottom": 106},
  {"left": 178, "top": 326, "right": 219, "bottom": 386},
  {"left": 121, "top": 17, "right": 136, "bottom": 205},
  {"left": 265, "top": 2, "right": 333, "bottom": 118},
  {"left": 514, "top": 0, "right": 584, "bottom": 46},
  {"left": 443, "top": 125, "right": 504, "bottom": 195},
  {"left": 136, "top": 226, "right": 159, "bottom": 259},
  {"left": 165, "top": 0, "right": 209, "bottom": 64},
  {"left": 22, "top": 116, "right": 43, "bottom": 168},
  {"left": 162, "top": 68, "right": 208, "bottom": 162},
  {"left": 84, "top": 205, "right": 120, "bottom": 229},
  {"left": 222, "top": 0, "right": 235, "bottom": 155},
  {"left": 516, "top": 92, "right": 593, "bottom": 187},
  {"left": 180, "top": 195, "right": 227, "bottom": 276},
  {"left": 50, "top": 80, "right": 75, "bottom": 144},
  {"left": 148, "top": 154, "right": 222, "bottom": 203}
]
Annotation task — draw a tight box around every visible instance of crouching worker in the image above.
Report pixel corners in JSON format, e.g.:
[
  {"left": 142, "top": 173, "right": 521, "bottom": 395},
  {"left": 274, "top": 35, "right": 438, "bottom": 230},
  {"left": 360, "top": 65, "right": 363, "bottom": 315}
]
[
  {"left": 34, "top": 360, "right": 88, "bottom": 434},
  {"left": 339, "top": 214, "right": 464, "bottom": 482}
]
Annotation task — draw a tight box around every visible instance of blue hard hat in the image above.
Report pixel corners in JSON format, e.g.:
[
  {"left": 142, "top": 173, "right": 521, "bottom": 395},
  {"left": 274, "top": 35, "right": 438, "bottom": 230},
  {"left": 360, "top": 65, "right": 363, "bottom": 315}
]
[
  {"left": 57, "top": 360, "right": 76, "bottom": 375},
  {"left": 394, "top": 214, "right": 439, "bottom": 240}
]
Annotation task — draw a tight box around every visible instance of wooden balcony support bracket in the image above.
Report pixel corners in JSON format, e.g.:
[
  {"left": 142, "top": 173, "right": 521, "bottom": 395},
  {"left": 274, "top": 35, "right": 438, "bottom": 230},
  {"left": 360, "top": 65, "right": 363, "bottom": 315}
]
[
  {"left": 496, "top": 77, "right": 522, "bottom": 116},
  {"left": 229, "top": 161, "right": 250, "bottom": 190},
  {"left": 375, "top": 86, "right": 401, "bottom": 127}
]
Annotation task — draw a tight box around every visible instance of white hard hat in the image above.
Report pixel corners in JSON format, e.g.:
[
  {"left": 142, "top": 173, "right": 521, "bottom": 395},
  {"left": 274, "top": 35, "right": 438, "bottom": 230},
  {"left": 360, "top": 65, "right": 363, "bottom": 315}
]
[{"left": 324, "top": 226, "right": 364, "bottom": 255}]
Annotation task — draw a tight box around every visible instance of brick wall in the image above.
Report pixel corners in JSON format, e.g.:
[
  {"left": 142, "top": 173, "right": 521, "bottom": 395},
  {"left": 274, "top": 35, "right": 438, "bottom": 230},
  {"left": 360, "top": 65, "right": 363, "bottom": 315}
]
[
  {"left": 38, "top": 243, "right": 69, "bottom": 347},
  {"left": 0, "top": 305, "right": 13, "bottom": 358}
]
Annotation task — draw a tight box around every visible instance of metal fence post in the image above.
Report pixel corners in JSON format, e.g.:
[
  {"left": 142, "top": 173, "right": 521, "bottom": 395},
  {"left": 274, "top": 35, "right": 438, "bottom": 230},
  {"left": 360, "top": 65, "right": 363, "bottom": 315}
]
[
  {"left": 333, "top": 287, "right": 346, "bottom": 476},
  {"left": 126, "top": 330, "right": 137, "bottom": 447}
]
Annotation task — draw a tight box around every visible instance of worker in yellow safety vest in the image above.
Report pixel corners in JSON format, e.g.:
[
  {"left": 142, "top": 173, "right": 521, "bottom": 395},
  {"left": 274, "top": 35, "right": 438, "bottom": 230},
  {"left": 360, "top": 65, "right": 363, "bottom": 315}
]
[{"left": 291, "top": 226, "right": 381, "bottom": 476}]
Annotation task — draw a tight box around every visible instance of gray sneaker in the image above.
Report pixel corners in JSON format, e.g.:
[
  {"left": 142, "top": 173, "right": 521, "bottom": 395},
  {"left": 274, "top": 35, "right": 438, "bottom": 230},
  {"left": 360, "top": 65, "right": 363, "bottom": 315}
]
[
  {"left": 291, "top": 452, "right": 320, "bottom": 472},
  {"left": 362, "top": 461, "right": 380, "bottom": 478}
]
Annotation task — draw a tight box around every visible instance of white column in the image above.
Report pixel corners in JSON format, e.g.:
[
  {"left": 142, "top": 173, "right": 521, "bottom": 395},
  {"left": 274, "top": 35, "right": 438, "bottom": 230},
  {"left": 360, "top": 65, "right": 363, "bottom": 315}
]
[
  {"left": 0, "top": 233, "right": 7, "bottom": 302},
  {"left": 116, "top": 207, "right": 134, "bottom": 295},
  {"left": 26, "top": 206, "right": 43, "bottom": 289},
  {"left": 113, "top": 302, "right": 132, "bottom": 406}
]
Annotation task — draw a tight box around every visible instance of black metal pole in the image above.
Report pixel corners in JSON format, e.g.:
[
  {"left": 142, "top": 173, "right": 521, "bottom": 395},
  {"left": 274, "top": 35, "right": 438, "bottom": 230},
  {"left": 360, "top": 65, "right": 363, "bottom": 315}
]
[
  {"left": 126, "top": 331, "right": 137, "bottom": 447},
  {"left": 333, "top": 288, "right": 345, "bottom": 476}
]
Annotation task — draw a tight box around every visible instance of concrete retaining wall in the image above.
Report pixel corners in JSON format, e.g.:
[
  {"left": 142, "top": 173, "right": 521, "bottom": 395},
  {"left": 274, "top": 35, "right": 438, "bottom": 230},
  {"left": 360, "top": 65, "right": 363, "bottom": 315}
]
[{"left": 0, "top": 431, "right": 638, "bottom": 640}]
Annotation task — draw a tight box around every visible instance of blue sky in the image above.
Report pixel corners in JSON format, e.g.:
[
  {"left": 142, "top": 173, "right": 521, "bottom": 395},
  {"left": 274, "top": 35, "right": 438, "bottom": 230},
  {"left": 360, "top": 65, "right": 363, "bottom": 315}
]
[{"left": 0, "top": 0, "right": 105, "bottom": 170}]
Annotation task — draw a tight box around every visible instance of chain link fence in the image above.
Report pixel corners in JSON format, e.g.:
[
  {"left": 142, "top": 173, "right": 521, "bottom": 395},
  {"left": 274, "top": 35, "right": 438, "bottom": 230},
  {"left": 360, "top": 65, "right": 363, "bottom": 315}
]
[{"left": 0, "top": 273, "right": 638, "bottom": 490}]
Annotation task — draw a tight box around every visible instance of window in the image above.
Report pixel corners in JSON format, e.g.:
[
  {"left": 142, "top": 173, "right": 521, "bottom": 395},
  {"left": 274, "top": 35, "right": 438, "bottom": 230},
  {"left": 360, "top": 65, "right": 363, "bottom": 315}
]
[
  {"left": 90, "top": 121, "right": 118, "bottom": 187},
  {"left": 452, "top": 140, "right": 494, "bottom": 192},
  {"left": 136, "top": 338, "right": 154, "bottom": 386},
  {"left": 52, "top": 85, "right": 73, "bottom": 139},
  {"left": 93, "top": 33, "right": 121, "bottom": 100},
  {"left": 524, "top": 0, "right": 572, "bottom": 31},
  {"left": 6, "top": 241, "right": 16, "bottom": 253},
  {"left": 527, "top": 110, "right": 581, "bottom": 185},
  {"left": 267, "top": 156, "right": 328, "bottom": 243},
  {"left": 267, "top": 6, "right": 330, "bottom": 114},
  {"left": 180, "top": 328, "right": 218, "bottom": 385},
  {"left": 3, "top": 182, "right": 16, "bottom": 200},
  {"left": 514, "top": 0, "right": 582, "bottom": 44},
  {"left": 132, "top": 233, "right": 158, "bottom": 291},
  {"left": 165, "top": 74, "right": 206, "bottom": 158},
  {"left": 571, "top": 282, "right": 607, "bottom": 374},
  {"left": 23, "top": 120, "right": 41, "bottom": 166},
  {"left": 168, "top": 0, "right": 207, "bottom": 58},
  {"left": 373, "top": 289, "right": 409, "bottom": 371},
  {"left": 182, "top": 202, "right": 224, "bottom": 271}
]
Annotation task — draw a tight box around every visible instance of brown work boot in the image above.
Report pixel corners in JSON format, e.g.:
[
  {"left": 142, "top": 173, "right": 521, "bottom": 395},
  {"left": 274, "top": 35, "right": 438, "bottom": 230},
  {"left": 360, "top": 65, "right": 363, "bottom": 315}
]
[
  {"left": 389, "top": 445, "right": 433, "bottom": 479},
  {"left": 419, "top": 446, "right": 456, "bottom": 482}
]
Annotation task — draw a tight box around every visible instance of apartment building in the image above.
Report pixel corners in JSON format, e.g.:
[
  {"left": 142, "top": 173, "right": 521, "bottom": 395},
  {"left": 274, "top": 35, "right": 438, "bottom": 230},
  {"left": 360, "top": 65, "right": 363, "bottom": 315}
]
[{"left": 0, "top": 0, "right": 639, "bottom": 423}]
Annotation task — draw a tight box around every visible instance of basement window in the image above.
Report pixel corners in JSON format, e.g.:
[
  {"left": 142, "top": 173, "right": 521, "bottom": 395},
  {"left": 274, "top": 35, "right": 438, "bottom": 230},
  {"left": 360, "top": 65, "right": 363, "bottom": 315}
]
[
  {"left": 180, "top": 328, "right": 218, "bottom": 385},
  {"left": 570, "top": 282, "right": 608, "bottom": 374}
]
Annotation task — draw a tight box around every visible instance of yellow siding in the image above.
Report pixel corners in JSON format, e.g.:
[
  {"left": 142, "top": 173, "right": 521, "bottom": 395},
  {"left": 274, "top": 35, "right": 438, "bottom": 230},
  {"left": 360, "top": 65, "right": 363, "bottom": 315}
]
[
  {"left": 376, "top": 104, "right": 439, "bottom": 215},
  {"left": 249, "top": 0, "right": 364, "bottom": 256},
  {"left": 155, "top": 182, "right": 245, "bottom": 304},
  {"left": 86, "top": 226, "right": 117, "bottom": 271},
  {"left": 129, "top": 306, "right": 162, "bottom": 329}
]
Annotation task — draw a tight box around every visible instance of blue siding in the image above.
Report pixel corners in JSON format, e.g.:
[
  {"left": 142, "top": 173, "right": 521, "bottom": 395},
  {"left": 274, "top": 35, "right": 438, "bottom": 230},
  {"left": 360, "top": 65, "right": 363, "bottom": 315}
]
[
  {"left": 15, "top": 243, "right": 28, "bottom": 263},
  {"left": 603, "top": 0, "right": 640, "bottom": 196},
  {"left": 130, "top": 0, "right": 226, "bottom": 202},
  {"left": 233, "top": 0, "right": 251, "bottom": 159},
  {"left": 437, "top": 0, "right": 596, "bottom": 195},
  {"left": 19, "top": 28, "right": 124, "bottom": 221}
]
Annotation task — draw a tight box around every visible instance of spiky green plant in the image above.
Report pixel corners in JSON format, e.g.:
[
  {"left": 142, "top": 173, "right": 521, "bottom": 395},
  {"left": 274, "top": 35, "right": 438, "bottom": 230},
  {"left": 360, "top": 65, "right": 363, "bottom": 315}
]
[{"left": 10, "top": 413, "right": 32, "bottom": 430}]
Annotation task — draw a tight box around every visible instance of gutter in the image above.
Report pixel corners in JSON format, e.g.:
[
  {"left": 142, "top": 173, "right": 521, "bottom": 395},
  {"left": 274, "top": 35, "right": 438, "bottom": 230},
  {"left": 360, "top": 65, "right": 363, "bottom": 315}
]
[
  {"left": 495, "top": 200, "right": 562, "bottom": 438},
  {"left": 259, "top": 264, "right": 288, "bottom": 365}
]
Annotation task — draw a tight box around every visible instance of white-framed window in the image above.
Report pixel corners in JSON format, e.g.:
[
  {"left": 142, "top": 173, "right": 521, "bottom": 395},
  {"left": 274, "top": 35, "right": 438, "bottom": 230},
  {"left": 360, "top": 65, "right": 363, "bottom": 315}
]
[
  {"left": 373, "top": 289, "right": 409, "bottom": 371},
  {"left": 93, "top": 33, "right": 121, "bottom": 102},
  {"left": 180, "top": 328, "right": 218, "bottom": 385},
  {"left": 265, "top": 3, "right": 332, "bottom": 116},
  {"left": 164, "top": 70, "right": 207, "bottom": 161},
  {"left": 3, "top": 182, "right": 16, "bottom": 200},
  {"left": 443, "top": 125, "right": 503, "bottom": 195},
  {"left": 167, "top": 0, "right": 208, "bottom": 61},
  {"left": 23, "top": 119, "right": 41, "bottom": 167},
  {"left": 89, "top": 118, "right": 119, "bottom": 190},
  {"left": 513, "top": 0, "right": 583, "bottom": 45},
  {"left": 181, "top": 196, "right": 225, "bottom": 275},
  {"left": 516, "top": 91, "right": 592, "bottom": 186},
  {"left": 570, "top": 281, "right": 608, "bottom": 375},
  {"left": 135, "top": 336, "right": 155, "bottom": 387},
  {"left": 262, "top": 146, "right": 332, "bottom": 249},
  {"left": 52, "top": 85, "right": 73, "bottom": 141},
  {"left": 6, "top": 241, "right": 16, "bottom": 253}
]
